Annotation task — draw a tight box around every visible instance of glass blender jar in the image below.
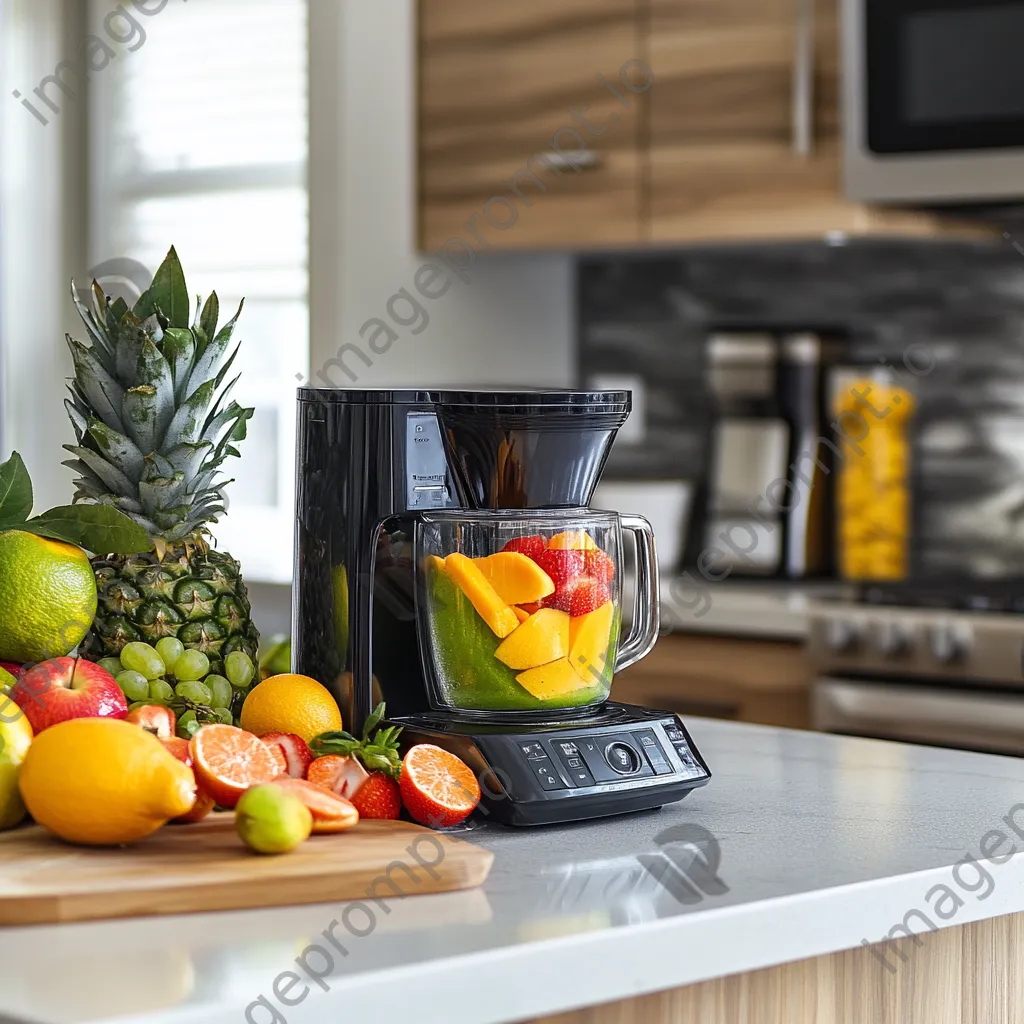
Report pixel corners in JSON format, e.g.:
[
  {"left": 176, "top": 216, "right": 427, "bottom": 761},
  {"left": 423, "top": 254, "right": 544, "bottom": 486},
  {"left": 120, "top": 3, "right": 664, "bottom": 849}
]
[{"left": 416, "top": 509, "right": 658, "bottom": 716}]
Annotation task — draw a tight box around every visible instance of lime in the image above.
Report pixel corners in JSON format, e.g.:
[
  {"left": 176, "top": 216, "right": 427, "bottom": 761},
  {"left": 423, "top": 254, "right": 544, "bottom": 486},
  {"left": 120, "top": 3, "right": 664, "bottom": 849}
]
[{"left": 0, "top": 531, "right": 97, "bottom": 663}]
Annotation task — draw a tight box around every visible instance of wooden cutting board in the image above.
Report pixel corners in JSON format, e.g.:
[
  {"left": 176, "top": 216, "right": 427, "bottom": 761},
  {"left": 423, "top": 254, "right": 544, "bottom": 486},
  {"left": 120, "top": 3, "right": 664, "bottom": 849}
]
[{"left": 0, "top": 813, "right": 494, "bottom": 926}]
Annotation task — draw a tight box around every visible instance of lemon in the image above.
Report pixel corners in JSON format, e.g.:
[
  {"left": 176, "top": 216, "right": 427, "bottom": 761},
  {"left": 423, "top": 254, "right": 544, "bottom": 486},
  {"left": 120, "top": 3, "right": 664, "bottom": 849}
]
[
  {"left": 0, "top": 692, "right": 32, "bottom": 830},
  {"left": 0, "top": 531, "right": 97, "bottom": 663},
  {"left": 18, "top": 718, "right": 195, "bottom": 845},
  {"left": 240, "top": 673, "right": 342, "bottom": 742}
]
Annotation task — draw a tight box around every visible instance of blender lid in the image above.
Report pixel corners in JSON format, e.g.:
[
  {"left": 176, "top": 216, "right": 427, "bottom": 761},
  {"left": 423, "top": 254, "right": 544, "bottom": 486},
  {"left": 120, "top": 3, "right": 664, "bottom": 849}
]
[{"left": 296, "top": 387, "right": 631, "bottom": 417}]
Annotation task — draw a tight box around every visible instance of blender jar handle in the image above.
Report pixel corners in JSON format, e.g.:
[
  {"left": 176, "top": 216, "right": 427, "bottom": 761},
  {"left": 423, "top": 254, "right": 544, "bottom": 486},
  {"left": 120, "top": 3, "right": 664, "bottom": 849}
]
[{"left": 615, "top": 514, "right": 661, "bottom": 673}]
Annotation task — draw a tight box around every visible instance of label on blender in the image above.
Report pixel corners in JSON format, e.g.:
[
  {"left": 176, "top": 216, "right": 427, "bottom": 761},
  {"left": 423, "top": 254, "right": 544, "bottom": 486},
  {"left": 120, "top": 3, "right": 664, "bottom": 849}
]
[{"left": 406, "top": 412, "right": 452, "bottom": 510}]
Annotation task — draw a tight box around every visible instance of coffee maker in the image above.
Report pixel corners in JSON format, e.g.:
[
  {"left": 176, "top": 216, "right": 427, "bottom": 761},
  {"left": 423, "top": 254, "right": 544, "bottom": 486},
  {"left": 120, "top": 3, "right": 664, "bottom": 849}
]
[{"left": 293, "top": 389, "right": 709, "bottom": 826}]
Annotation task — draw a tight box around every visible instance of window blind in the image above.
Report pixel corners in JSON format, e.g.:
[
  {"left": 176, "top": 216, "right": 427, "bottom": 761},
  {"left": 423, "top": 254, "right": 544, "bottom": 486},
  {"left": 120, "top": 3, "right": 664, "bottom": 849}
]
[{"left": 89, "top": 0, "right": 309, "bottom": 583}]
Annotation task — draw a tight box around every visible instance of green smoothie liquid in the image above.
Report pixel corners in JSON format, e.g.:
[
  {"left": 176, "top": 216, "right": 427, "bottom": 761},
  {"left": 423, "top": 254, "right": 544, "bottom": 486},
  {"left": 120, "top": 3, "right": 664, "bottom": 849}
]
[{"left": 425, "top": 562, "right": 613, "bottom": 712}]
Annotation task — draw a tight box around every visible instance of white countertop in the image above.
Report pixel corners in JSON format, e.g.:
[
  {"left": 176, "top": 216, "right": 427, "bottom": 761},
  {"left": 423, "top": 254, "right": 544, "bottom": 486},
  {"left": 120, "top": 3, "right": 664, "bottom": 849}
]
[{"left": 4, "top": 719, "right": 1024, "bottom": 1024}]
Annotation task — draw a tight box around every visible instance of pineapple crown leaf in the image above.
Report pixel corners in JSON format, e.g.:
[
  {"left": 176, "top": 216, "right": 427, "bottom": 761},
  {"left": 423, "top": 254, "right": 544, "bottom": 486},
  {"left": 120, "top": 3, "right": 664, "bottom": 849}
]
[{"left": 65, "top": 247, "right": 254, "bottom": 543}]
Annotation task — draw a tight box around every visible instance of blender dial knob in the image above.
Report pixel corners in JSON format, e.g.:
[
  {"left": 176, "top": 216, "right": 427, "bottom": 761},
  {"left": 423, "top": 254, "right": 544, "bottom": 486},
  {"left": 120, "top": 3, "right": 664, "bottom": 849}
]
[
  {"left": 825, "top": 617, "right": 860, "bottom": 653},
  {"left": 931, "top": 622, "right": 970, "bottom": 664},
  {"left": 875, "top": 620, "right": 911, "bottom": 657}
]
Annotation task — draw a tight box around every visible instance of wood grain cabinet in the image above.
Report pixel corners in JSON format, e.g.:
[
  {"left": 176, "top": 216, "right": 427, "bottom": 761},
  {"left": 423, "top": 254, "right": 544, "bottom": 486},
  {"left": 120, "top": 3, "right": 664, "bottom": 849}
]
[
  {"left": 418, "top": 0, "right": 646, "bottom": 250},
  {"left": 612, "top": 633, "right": 813, "bottom": 730},
  {"left": 417, "top": 0, "right": 982, "bottom": 249},
  {"left": 648, "top": 0, "right": 853, "bottom": 242}
]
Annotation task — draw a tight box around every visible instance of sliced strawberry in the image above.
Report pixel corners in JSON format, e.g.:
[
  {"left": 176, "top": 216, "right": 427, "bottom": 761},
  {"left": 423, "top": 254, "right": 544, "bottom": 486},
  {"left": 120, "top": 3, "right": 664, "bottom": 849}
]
[
  {"left": 260, "top": 732, "right": 314, "bottom": 778},
  {"left": 534, "top": 548, "right": 585, "bottom": 588},
  {"left": 349, "top": 771, "right": 402, "bottom": 820},
  {"left": 272, "top": 778, "right": 360, "bottom": 833},
  {"left": 565, "top": 576, "right": 612, "bottom": 617},
  {"left": 307, "top": 753, "right": 370, "bottom": 799},
  {"left": 502, "top": 535, "right": 547, "bottom": 559},
  {"left": 583, "top": 549, "right": 615, "bottom": 583}
]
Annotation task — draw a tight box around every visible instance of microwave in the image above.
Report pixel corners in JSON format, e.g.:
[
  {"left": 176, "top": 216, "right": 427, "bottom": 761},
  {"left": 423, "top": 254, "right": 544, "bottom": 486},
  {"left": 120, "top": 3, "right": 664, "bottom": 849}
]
[{"left": 843, "top": 0, "right": 1024, "bottom": 204}]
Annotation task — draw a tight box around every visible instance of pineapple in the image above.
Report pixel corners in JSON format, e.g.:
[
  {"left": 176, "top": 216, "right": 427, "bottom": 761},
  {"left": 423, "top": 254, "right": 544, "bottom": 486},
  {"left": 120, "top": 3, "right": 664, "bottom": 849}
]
[{"left": 64, "top": 246, "right": 259, "bottom": 674}]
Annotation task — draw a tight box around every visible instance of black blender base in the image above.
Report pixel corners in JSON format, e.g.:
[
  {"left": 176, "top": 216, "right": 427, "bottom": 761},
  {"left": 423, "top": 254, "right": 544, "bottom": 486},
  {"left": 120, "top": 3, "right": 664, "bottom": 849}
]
[{"left": 388, "top": 702, "right": 711, "bottom": 827}]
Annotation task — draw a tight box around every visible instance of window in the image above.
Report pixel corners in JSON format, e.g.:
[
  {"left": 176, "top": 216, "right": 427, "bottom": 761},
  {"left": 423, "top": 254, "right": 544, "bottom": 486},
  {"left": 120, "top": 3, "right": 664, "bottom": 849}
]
[{"left": 88, "top": 0, "right": 309, "bottom": 582}]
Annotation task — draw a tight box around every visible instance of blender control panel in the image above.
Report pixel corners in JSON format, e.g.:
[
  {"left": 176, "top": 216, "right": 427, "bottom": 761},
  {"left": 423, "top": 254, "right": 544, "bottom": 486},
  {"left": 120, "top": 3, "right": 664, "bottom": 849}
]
[
  {"left": 513, "top": 725, "right": 706, "bottom": 792},
  {"left": 404, "top": 412, "right": 452, "bottom": 510}
]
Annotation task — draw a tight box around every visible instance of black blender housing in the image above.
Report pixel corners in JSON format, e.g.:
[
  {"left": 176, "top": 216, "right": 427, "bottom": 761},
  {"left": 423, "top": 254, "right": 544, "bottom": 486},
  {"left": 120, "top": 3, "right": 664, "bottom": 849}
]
[{"left": 293, "top": 389, "right": 630, "bottom": 730}]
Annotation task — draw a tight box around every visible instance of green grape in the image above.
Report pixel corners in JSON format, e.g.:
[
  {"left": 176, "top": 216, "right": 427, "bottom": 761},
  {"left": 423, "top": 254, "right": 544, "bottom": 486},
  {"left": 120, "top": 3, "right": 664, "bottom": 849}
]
[
  {"left": 213, "top": 707, "right": 234, "bottom": 725},
  {"left": 206, "top": 674, "right": 233, "bottom": 709},
  {"left": 224, "top": 651, "right": 255, "bottom": 689},
  {"left": 155, "top": 637, "right": 185, "bottom": 674},
  {"left": 149, "top": 678, "right": 175, "bottom": 702},
  {"left": 98, "top": 657, "right": 123, "bottom": 677},
  {"left": 175, "top": 679, "right": 212, "bottom": 704},
  {"left": 174, "top": 650, "right": 210, "bottom": 682},
  {"left": 115, "top": 670, "right": 150, "bottom": 703},
  {"left": 176, "top": 709, "right": 198, "bottom": 738},
  {"left": 120, "top": 641, "right": 166, "bottom": 681}
]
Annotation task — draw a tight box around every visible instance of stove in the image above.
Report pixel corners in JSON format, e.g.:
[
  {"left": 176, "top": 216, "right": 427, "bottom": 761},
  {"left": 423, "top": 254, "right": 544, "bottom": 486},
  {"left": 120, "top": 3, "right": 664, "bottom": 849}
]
[
  {"left": 808, "top": 581, "right": 1024, "bottom": 686},
  {"left": 809, "top": 581, "right": 1024, "bottom": 755}
]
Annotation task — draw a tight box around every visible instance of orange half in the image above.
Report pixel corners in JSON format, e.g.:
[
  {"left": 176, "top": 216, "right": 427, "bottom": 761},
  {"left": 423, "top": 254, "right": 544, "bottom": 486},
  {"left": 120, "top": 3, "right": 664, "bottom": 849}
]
[{"left": 189, "top": 725, "right": 282, "bottom": 808}]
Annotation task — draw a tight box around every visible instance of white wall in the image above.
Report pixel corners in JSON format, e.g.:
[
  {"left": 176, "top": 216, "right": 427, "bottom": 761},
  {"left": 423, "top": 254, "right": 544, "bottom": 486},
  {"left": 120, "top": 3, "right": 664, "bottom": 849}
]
[{"left": 308, "top": 0, "right": 576, "bottom": 390}]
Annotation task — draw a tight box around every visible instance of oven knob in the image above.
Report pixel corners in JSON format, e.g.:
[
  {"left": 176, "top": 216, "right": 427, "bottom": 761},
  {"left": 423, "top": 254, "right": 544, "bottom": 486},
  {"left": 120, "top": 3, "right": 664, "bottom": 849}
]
[
  {"left": 824, "top": 617, "right": 861, "bottom": 653},
  {"left": 930, "top": 622, "right": 971, "bottom": 664},
  {"left": 874, "top": 620, "right": 911, "bottom": 657}
]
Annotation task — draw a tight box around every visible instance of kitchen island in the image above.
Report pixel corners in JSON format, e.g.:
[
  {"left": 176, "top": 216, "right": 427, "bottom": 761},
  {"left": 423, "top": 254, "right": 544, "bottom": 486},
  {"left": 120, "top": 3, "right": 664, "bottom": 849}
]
[{"left": 3, "top": 719, "right": 1024, "bottom": 1024}]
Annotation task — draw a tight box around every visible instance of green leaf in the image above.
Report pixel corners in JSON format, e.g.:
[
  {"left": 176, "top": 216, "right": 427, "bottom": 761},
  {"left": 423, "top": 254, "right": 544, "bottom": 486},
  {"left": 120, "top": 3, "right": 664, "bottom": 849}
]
[
  {"left": 134, "top": 246, "right": 189, "bottom": 329},
  {"left": 22, "top": 504, "right": 152, "bottom": 555},
  {"left": 162, "top": 379, "right": 218, "bottom": 450},
  {"left": 161, "top": 327, "right": 196, "bottom": 403},
  {"left": 199, "top": 291, "right": 219, "bottom": 350},
  {"left": 121, "top": 339, "right": 175, "bottom": 452},
  {"left": 0, "top": 452, "right": 33, "bottom": 528},
  {"left": 66, "top": 336, "right": 125, "bottom": 433}
]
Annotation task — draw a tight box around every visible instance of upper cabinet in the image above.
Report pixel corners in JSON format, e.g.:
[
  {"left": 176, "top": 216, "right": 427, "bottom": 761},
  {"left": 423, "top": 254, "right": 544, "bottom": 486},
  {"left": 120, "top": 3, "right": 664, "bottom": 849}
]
[
  {"left": 418, "top": 0, "right": 645, "bottom": 250},
  {"left": 417, "top": 0, "right": 983, "bottom": 250},
  {"left": 649, "top": 0, "right": 853, "bottom": 241}
]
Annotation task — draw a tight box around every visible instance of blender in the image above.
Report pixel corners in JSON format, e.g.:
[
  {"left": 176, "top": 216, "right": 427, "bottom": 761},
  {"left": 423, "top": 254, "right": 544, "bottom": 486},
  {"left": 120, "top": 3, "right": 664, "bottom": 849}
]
[{"left": 293, "top": 389, "right": 710, "bottom": 825}]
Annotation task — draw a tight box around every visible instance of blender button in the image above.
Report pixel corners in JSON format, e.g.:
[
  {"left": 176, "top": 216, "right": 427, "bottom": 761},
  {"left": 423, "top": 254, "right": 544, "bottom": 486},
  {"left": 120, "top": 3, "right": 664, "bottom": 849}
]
[
  {"left": 605, "top": 742, "right": 642, "bottom": 775},
  {"left": 519, "top": 741, "right": 547, "bottom": 761},
  {"left": 529, "top": 756, "right": 564, "bottom": 790}
]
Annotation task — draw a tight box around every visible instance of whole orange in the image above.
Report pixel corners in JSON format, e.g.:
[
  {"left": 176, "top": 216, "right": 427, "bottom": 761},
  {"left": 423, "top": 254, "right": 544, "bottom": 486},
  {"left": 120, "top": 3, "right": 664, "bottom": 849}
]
[{"left": 239, "top": 674, "right": 342, "bottom": 743}]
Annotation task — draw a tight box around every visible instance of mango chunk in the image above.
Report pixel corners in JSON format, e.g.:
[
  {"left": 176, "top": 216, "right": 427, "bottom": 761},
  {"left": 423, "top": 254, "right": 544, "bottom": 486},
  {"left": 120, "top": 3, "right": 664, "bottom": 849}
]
[
  {"left": 568, "top": 601, "right": 614, "bottom": 685},
  {"left": 512, "top": 606, "right": 531, "bottom": 624},
  {"left": 424, "top": 554, "right": 447, "bottom": 573},
  {"left": 548, "top": 530, "right": 599, "bottom": 551},
  {"left": 444, "top": 553, "right": 519, "bottom": 638},
  {"left": 495, "top": 608, "right": 570, "bottom": 670},
  {"left": 515, "top": 658, "right": 592, "bottom": 701},
  {"left": 473, "top": 551, "right": 555, "bottom": 605}
]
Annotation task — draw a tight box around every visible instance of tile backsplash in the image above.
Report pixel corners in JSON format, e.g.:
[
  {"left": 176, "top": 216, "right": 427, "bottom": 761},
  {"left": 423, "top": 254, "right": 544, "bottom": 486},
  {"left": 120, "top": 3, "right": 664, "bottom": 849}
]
[{"left": 579, "top": 239, "right": 1024, "bottom": 578}]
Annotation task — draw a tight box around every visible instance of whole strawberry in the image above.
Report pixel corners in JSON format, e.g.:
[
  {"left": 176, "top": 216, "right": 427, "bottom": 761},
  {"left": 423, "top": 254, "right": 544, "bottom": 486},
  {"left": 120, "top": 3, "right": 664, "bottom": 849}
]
[
  {"left": 502, "top": 535, "right": 546, "bottom": 559},
  {"left": 350, "top": 772, "right": 402, "bottom": 820},
  {"left": 566, "top": 576, "right": 612, "bottom": 617},
  {"left": 534, "top": 548, "right": 584, "bottom": 588},
  {"left": 583, "top": 548, "right": 615, "bottom": 583}
]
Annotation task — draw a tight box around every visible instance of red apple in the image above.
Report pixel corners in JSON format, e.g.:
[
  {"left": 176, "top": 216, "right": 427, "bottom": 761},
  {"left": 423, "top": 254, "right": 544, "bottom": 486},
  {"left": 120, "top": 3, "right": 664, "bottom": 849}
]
[
  {"left": 161, "top": 737, "right": 215, "bottom": 822},
  {"left": 10, "top": 657, "right": 127, "bottom": 733},
  {"left": 125, "top": 703, "right": 177, "bottom": 740},
  {"left": 0, "top": 662, "right": 23, "bottom": 682}
]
